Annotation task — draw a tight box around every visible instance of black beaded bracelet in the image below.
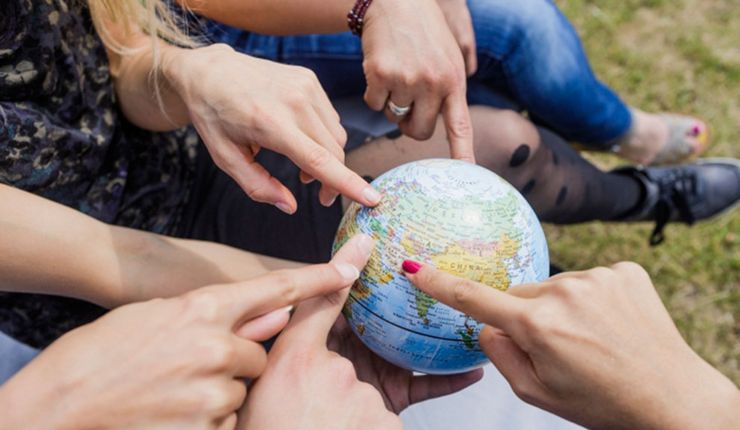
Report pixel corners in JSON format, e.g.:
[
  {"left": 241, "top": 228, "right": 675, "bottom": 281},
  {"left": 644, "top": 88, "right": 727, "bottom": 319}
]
[{"left": 347, "top": 0, "right": 374, "bottom": 36}]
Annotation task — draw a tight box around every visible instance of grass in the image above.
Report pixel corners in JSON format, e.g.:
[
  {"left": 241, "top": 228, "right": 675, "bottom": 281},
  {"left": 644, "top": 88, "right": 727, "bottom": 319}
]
[{"left": 548, "top": 0, "right": 739, "bottom": 383}]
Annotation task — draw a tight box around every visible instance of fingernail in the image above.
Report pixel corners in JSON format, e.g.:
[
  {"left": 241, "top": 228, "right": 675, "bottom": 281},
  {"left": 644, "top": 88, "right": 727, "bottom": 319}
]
[
  {"left": 261, "top": 305, "right": 293, "bottom": 319},
  {"left": 356, "top": 234, "right": 375, "bottom": 256},
  {"left": 362, "top": 186, "right": 382, "bottom": 205},
  {"left": 275, "top": 202, "right": 294, "bottom": 214},
  {"left": 336, "top": 263, "right": 360, "bottom": 281},
  {"left": 402, "top": 260, "right": 422, "bottom": 274}
]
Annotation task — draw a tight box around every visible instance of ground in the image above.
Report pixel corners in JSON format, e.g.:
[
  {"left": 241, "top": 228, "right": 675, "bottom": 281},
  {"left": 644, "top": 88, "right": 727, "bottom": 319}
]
[{"left": 548, "top": 0, "right": 739, "bottom": 383}]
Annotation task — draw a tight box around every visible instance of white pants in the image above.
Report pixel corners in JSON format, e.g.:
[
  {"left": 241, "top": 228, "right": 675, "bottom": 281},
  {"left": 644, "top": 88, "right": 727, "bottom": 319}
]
[{"left": 401, "top": 364, "right": 583, "bottom": 430}]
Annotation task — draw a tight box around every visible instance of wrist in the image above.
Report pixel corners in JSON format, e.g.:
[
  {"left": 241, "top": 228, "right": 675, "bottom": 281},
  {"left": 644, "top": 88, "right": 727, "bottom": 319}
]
[
  {"left": 670, "top": 354, "right": 740, "bottom": 430},
  {"left": 634, "top": 349, "right": 739, "bottom": 430},
  {"left": 362, "top": 0, "right": 391, "bottom": 34},
  {"left": 160, "top": 44, "right": 232, "bottom": 109},
  {"left": 0, "top": 367, "right": 77, "bottom": 429}
]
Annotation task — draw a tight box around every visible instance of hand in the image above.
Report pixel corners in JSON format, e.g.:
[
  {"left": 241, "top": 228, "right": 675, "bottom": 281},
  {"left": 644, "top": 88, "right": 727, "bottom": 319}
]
[
  {"left": 238, "top": 235, "right": 402, "bottom": 430},
  {"left": 327, "top": 315, "right": 484, "bottom": 413},
  {"left": 405, "top": 261, "right": 740, "bottom": 430},
  {"left": 164, "top": 44, "right": 381, "bottom": 214},
  {"left": 361, "top": 0, "right": 475, "bottom": 162},
  {"left": 437, "top": 0, "right": 477, "bottom": 76},
  {"left": 0, "top": 236, "right": 372, "bottom": 430}
]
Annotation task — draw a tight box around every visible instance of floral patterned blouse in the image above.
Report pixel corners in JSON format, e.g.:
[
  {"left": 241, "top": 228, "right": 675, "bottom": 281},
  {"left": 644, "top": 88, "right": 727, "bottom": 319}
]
[{"left": 0, "top": 0, "right": 199, "bottom": 347}]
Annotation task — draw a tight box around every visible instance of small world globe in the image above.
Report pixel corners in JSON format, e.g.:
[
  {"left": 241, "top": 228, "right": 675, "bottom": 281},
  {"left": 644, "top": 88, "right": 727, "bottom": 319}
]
[{"left": 333, "top": 159, "right": 549, "bottom": 374}]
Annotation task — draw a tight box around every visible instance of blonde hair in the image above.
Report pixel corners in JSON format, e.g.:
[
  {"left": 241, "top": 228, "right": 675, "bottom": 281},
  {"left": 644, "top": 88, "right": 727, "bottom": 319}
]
[
  {"left": 88, "top": 0, "right": 201, "bottom": 61},
  {"left": 88, "top": 0, "right": 203, "bottom": 119}
]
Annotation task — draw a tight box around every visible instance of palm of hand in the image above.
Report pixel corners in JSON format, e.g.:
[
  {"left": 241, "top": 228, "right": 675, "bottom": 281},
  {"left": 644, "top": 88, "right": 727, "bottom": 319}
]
[{"left": 327, "top": 315, "right": 483, "bottom": 413}]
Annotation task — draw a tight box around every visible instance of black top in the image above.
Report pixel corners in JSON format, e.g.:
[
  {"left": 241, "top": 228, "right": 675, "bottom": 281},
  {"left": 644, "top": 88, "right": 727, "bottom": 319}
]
[{"left": 0, "top": 0, "right": 199, "bottom": 347}]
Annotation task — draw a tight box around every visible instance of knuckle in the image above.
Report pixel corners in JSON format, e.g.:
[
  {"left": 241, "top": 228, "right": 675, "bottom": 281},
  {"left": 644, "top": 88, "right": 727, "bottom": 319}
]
[
  {"left": 180, "top": 290, "right": 221, "bottom": 323},
  {"left": 420, "top": 68, "right": 444, "bottom": 88},
  {"left": 212, "top": 153, "right": 237, "bottom": 173},
  {"left": 335, "top": 127, "right": 348, "bottom": 147},
  {"left": 333, "top": 356, "right": 359, "bottom": 386},
  {"left": 304, "top": 146, "right": 332, "bottom": 170},
  {"left": 367, "top": 61, "right": 393, "bottom": 82},
  {"left": 447, "top": 116, "right": 473, "bottom": 139},
  {"left": 208, "top": 340, "right": 237, "bottom": 371},
  {"left": 298, "top": 66, "right": 318, "bottom": 82},
  {"left": 611, "top": 261, "right": 648, "bottom": 280},
  {"left": 549, "top": 278, "right": 580, "bottom": 301},
  {"left": 412, "top": 121, "right": 436, "bottom": 140},
  {"left": 510, "top": 379, "right": 541, "bottom": 406},
  {"left": 272, "top": 271, "right": 300, "bottom": 303},
  {"left": 243, "top": 179, "right": 273, "bottom": 203},
  {"left": 587, "top": 266, "right": 615, "bottom": 280},
  {"left": 400, "top": 71, "right": 417, "bottom": 87},
  {"left": 201, "top": 385, "right": 234, "bottom": 415},
  {"left": 357, "top": 382, "right": 384, "bottom": 404},
  {"left": 452, "top": 279, "right": 478, "bottom": 306},
  {"left": 285, "top": 92, "right": 305, "bottom": 109},
  {"left": 520, "top": 305, "right": 554, "bottom": 334}
]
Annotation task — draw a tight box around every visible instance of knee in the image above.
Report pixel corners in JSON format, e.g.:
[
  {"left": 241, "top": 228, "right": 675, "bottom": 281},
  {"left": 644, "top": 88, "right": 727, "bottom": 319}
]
[
  {"left": 470, "top": 107, "right": 539, "bottom": 167},
  {"left": 469, "top": 0, "right": 561, "bottom": 42}
]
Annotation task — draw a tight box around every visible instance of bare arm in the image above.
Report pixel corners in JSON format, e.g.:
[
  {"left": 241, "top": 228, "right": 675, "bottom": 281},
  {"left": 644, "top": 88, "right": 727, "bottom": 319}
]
[
  {"left": 105, "top": 28, "right": 190, "bottom": 131},
  {"left": 177, "top": 0, "right": 476, "bottom": 162},
  {"left": 178, "top": 0, "right": 353, "bottom": 35},
  {"left": 0, "top": 184, "right": 302, "bottom": 308}
]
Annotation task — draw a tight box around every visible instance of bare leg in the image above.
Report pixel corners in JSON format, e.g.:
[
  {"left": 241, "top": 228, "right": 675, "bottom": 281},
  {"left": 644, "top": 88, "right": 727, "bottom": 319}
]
[{"left": 346, "top": 106, "right": 642, "bottom": 223}]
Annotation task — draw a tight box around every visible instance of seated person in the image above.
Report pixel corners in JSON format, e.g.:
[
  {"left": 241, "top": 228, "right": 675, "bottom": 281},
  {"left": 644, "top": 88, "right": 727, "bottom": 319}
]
[
  {"left": 205, "top": 0, "right": 709, "bottom": 166},
  {"left": 1, "top": 0, "right": 738, "bottom": 350},
  {"left": 0, "top": 216, "right": 412, "bottom": 428},
  {"left": 403, "top": 260, "right": 740, "bottom": 429},
  {"left": 2, "top": 221, "right": 736, "bottom": 428}
]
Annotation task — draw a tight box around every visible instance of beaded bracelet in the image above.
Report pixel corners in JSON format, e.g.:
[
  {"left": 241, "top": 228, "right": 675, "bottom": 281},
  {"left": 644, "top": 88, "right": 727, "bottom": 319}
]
[{"left": 347, "top": 0, "right": 374, "bottom": 36}]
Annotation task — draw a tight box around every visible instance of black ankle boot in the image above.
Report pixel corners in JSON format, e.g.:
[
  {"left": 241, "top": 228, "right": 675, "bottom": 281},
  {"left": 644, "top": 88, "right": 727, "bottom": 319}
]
[{"left": 612, "top": 158, "right": 740, "bottom": 245}]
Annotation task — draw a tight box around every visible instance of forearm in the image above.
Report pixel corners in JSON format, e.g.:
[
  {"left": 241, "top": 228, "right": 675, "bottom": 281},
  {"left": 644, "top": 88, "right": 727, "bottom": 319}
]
[
  {"left": 0, "top": 185, "right": 304, "bottom": 308},
  {"left": 178, "top": 0, "right": 354, "bottom": 34},
  {"left": 622, "top": 346, "right": 740, "bottom": 430},
  {"left": 654, "top": 352, "right": 740, "bottom": 430},
  {"left": 114, "top": 232, "right": 306, "bottom": 306},
  {"left": 0, "top": 185, "right": 124, "bottom": 305}
]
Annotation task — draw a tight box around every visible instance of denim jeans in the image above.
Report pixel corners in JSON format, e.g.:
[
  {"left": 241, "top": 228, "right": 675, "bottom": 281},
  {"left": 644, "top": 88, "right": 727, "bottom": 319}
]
[
  {"left": 0, "top": 331, "right": 38, "bottom": 384},
  {"left": 209, "top": 0, "right": 631, "bottom": 148}
]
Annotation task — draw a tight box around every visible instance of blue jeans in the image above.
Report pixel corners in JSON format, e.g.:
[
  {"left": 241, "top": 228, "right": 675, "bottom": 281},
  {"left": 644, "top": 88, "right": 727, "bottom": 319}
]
[
  {"left": 0, "top": 331, "right": 38, "bottom": 384},
  {"left": 208, "top": 0, "right": 631, "bottom": 148}
]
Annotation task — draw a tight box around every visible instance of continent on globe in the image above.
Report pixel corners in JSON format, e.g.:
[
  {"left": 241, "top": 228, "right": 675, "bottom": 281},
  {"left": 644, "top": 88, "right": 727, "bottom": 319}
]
[{"left": 333, "top": 159, "right": 549, "bottom": 374}]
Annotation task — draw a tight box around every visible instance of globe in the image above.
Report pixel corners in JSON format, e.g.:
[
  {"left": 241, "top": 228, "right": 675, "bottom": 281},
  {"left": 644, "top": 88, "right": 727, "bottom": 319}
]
[{"left": 332, "top": 159, "right": 549, "bottom": 374}]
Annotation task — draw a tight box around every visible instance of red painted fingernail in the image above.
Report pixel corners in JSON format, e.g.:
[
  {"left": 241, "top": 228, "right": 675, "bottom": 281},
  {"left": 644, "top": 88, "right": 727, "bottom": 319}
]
[{"left": 402, "top": 260, "right": 423, "bottom": 274}]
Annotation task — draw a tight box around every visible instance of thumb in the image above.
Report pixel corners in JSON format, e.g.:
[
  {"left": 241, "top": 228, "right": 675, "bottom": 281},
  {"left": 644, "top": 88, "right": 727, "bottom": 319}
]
[
  {"left": 276, "top": 234, "right": 375, "bottom": 348},
  {"left": 479, "top": 326, "right": 545, "bottom": 405},
  {"left": 235, "top": 305, "right": 293, "bottom": 341}
]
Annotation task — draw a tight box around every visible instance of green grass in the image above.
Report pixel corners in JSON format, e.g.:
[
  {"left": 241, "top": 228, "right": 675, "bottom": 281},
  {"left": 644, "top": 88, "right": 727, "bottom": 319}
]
[{"left": 550, "top": 0, "right": 739, "bottom": 383}]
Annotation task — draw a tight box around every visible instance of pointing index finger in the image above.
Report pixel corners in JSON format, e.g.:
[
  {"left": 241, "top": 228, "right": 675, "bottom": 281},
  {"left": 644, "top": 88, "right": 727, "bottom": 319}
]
[
  {"left": 403, "top": 262, "right": 523, "bottom": 332},
  {"left": 277, "top": 234, "right": 376, "bottom": 347},
  {"left": 205, "top": 235, "right": 374, "bottom": 328},
  {"left": 442, "top": 90, "right": 476, "bottom": 163},
  {"left": 289, "top": 135, "right": 382, "bottom": 207}
]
